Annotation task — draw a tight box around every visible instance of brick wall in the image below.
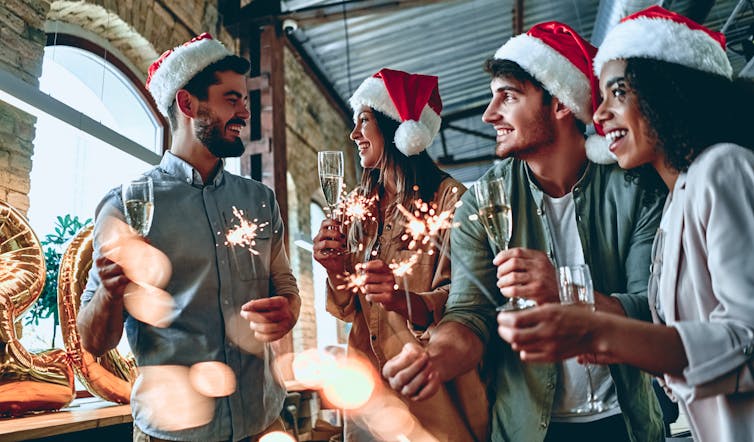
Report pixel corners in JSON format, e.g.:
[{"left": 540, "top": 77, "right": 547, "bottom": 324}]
[
  {"left": 284, "top": 45, "right": 355, "bottom": 352},
  {"left": 0, "top": 0, "right": 50, "bottom": 213}
]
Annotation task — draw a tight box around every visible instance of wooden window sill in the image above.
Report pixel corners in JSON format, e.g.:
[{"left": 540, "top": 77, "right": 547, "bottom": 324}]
[{"left": 0, "top": 398, "right": 131, "bottom": 442}]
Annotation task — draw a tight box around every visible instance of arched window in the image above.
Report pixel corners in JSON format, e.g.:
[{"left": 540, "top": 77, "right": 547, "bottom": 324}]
[
  {"left": 310, "top": 201, "right": 350, "bottom": 350},
  {"left": 18, "top": 34, "right": 165, "bottom": 351},
  {"left": 27, "top": 35, "right": 164, "bottom": 239}
]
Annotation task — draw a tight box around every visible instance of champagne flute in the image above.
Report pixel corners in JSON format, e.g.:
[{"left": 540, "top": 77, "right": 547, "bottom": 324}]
[
  {"left": 318, "top": 151, "right": 344, "bottom": 218},
  {"left": 475, "top": 177, "right": 534, "bottom": 311},
  {"left": 557, "top": 264, "right": 609, "bottom": 414},
  {"left": 122, "top": 176, "right": 154, "bottom": 237}
]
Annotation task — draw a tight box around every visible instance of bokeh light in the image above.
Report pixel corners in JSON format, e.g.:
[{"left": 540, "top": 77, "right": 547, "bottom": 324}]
[
  {"left": 292, "top": 349, "right": 337, "bottom": 389},
  {"left": 224, "top": 312, "right": 265, "bottom": 356},
  {"left": 259, "top": 431, "right": 295, "bottom": 442},
  {"left": 131, "top": 365, "right": 214, "bottom": 431},
  {"left": 189, "top": 361, "right": 236, "bottom": 397},
  {"left": 320, "top": 356, "right": 376, "bottom": 410}
]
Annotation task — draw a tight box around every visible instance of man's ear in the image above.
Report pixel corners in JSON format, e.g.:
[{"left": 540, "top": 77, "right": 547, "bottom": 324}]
[
  {"left": 175, "top": 89, "right": 196, "bottom": 118},
  {"left": 549, "top": 96, "right": 574, "bottom": 122}
]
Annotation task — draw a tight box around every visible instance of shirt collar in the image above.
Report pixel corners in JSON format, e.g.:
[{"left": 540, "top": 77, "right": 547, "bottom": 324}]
[{"left": 159, "top": 151, "right": 226, "bottom": 187}]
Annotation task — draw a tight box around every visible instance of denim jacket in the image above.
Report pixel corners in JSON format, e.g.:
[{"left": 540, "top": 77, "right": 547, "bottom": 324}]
[{"left": 442, "top": 158, "right": 665, "bottom": 442}]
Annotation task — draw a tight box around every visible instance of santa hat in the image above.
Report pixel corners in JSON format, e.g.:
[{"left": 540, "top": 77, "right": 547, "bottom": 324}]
[
  {"left": 146, "top": 33, "right": 233, "bottom": 116},
  {"left": 594, "top": 6, "right": 732, "bottom": 80},
  {"left": 493, "top": 22, "right": 614, "bottom": 164},
  {"left": 349, "top": 68, "right": 442, "bottom": 157}
]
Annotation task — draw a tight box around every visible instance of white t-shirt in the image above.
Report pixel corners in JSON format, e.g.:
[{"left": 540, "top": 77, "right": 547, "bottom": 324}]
[{"left": 543, "top": 192, "right": 622, "bottom": 423}]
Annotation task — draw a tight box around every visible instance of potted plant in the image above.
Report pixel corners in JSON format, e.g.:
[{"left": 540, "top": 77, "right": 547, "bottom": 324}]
[{"left": 24, "top": 214, "right": 91, "bottom": 348}]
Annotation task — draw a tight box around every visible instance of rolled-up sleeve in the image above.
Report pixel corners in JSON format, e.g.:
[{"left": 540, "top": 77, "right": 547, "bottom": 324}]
[{"left": 440, "top": 187, "right": 499, "bottom": 345}]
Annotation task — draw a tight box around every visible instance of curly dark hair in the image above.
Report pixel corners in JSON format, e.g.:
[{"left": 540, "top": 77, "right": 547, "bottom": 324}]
[
  {"left": 623, "top": 58, "right": 754, "bottom": 193},
  {"left": 483, "top": 58, "right": 587, "bottom": 135}
]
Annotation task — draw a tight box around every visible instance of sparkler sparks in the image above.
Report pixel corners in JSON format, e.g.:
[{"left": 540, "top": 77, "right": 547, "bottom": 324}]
[
  {"left": 338, "top": 192, "right": 378, "bottom": 225},
  {"left": 389, "top": 254, "right": 419, "bottom": 278},
  {"left": 224, "top": 206, "right": 269, "bottom": 255},
  {"left": 396, "top": 192, "right": 459, "bottom": 251},
  {"left": 336, "top": 263, "right": 368, "bottom": 294}
]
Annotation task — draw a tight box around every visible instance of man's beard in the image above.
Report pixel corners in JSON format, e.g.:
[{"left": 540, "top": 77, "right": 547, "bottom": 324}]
[{"left": 195, "top": 105, "right": 245, "bottom": 158}]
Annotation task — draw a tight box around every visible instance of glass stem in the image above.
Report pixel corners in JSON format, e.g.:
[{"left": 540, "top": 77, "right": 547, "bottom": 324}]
[{"left": 585, "top": 362, "right": 596, "bottom": 411}]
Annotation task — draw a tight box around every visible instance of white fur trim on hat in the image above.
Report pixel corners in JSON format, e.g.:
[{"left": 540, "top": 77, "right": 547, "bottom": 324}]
[
  {"left": 349, "top": 77, "right": 441, "bottom": 156},
  {"left": 495, "top": 34, "right": 592, "bottom": 123},
  {"left": 585, "top": 134, "right": 617, "bottom": 164},
  {"left": 593, "top": 16, "right": 733, "bottom": 79},
  {"left": 148, "top": 38, "right": 232, "bottom": 115}
]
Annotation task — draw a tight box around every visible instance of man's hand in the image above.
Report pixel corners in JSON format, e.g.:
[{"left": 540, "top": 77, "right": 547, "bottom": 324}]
[
  {"left": 312, "top": 219, "right": 347, "bottom": 274},
  {"left": 241, "top": 296, "right": 297, "bottom": 342},
  {"left": 494, "top": 247, "right": 559, "bottom": 305},
  {"left": 382, "top": 342, "right": 440, "bottom": 401},
  {"left": 95, "top": 255, "right": 130, "bottom": 301}
]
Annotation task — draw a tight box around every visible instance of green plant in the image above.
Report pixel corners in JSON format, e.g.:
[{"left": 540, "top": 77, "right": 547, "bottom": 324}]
[{"left": 25, "top": 214, "right": 91, "bottom": 347}]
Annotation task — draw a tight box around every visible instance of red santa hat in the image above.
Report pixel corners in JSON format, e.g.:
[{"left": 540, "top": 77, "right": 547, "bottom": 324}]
[
  {"left": 594, "top": 6, "right": 732, "bottom": 80},
  {"left": 349, "top": 68, "right": 442, "bottom": 157},
  {"left": 493, "top": 22, "right": 614, "bottom": 164},
  {"left": 146, "top": 33, "right": 233, "bottom": 115}
]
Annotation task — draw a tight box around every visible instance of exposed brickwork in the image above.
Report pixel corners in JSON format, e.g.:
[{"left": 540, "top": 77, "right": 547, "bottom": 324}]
[
  {"left": 0, "top": 0, "right": 49, "bottom": 213},
  {"left": 284, "top": 46, "right": 354, "bottom": 351}
]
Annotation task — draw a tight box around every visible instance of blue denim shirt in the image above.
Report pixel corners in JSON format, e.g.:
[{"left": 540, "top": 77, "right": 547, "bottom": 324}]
[
  {"left": 442, "top": 158, "right": 664, "bottom": 442},
  {"left": 82, "top": 151, "right": 299, "bottom": 441}
]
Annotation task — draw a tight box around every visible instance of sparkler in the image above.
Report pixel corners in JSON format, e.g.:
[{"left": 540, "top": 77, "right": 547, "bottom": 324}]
[
  {"left": 224, "top": 206, "right": 268, "bottom": 255},
  {"left": 338, "top": 192, "right": 378, "bottom": 226},
  {"left": 396, "top": 190, "right": 501, "bottom": 308},
  {"left": 336, "top": 263, "right": 368, "bottom": 294},
  {"left": 389, "top": 254, "right": 420, "bottom": 323}
]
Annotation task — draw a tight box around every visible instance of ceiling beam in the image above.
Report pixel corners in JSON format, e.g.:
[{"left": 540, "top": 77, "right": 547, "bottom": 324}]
[
  {"left": 513, "top": 0, "right": 525, "bottom": 35},
  {"left": 280, "top": 0, "right": 446, "bottom": 27}
]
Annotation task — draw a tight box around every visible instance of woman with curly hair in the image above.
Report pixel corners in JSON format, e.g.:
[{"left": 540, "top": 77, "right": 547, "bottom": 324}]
[
  {"left": 312, "top": 68, "right": 487, "bottom": 442},
  {"left": 495, "top": 6, "right": 754, "bottom": 441}
]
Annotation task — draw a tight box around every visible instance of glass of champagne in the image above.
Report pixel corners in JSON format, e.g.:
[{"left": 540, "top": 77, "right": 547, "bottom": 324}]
[
  {"left": 557, "top": 264, "right": 609, "bottom": 414},
  {"left": 318, "top": 151, "right": 344, "bottom": 218},
  {"left": 475, "top": 177, "right": 534, "bottom": 311},
  {"left": 122, "top": 176, "right": 154, "bottom": 236}
]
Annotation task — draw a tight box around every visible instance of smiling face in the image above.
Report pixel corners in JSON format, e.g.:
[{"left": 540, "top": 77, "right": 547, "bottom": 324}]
[
  {"left": 482, "top": 76, "right": 555, "bottom": 160},
  {"left": 594, "top": 59, "right": 659, "bottom": 170},
  {"left": 194, "top": 70, "right": 250, "bottom": 158},
  {"left": 350, "top": 106, "right": 385, "bottom": 169}
]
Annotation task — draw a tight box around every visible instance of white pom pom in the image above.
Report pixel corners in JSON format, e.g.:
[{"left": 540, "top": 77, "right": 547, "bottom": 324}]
[
  {"left": 395, "top": 120, "right": 432, "bottom": 156},
  {"left": 585, "top": 134, "right": 617, "bottom": 164}
]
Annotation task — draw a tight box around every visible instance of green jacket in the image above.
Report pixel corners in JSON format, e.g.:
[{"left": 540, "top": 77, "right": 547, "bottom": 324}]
[{"left": 443, "top": 158, "right": 665, "bottom": 442}]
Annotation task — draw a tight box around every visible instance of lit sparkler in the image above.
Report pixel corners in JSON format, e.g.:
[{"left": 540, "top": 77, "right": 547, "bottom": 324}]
[
  {"left": 338, "top": 192, "right": 378, "bottom": 226},
  {"left": 336, "top": 263, "right": 368, "bottom": 294},
  {"left": 224, "top": 206, "right": 269, "bottom": 255},
  {"left": 396, "top": 188, "right": 501, "bottom": 308},
  {"left": 389, "top": 254, "right": 420, "bottom": 323}
]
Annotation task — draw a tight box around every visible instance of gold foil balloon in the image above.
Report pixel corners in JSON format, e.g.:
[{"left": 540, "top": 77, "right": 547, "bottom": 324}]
[
  {"left": 0, "top": 201, "right": 75, "bottom": 416},
  {"left": 58, "top": 225, "right": 137, "bottom": 403}
]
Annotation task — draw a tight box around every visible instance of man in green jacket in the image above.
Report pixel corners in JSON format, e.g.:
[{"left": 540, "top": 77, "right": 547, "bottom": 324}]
[{"left": 382, "top": 22, "right": 664, "bottom": 442}]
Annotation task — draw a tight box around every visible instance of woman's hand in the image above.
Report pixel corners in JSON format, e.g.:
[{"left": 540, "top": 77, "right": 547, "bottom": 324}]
[
  {"left": 496, "top": 303, "right": 601, "bottom": 362},
  {"left": 312, "top": 218, "right": 347, "bottom": 274},
  {"left": 362, "top": 259, "right": 404, "bottom": 313}
]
